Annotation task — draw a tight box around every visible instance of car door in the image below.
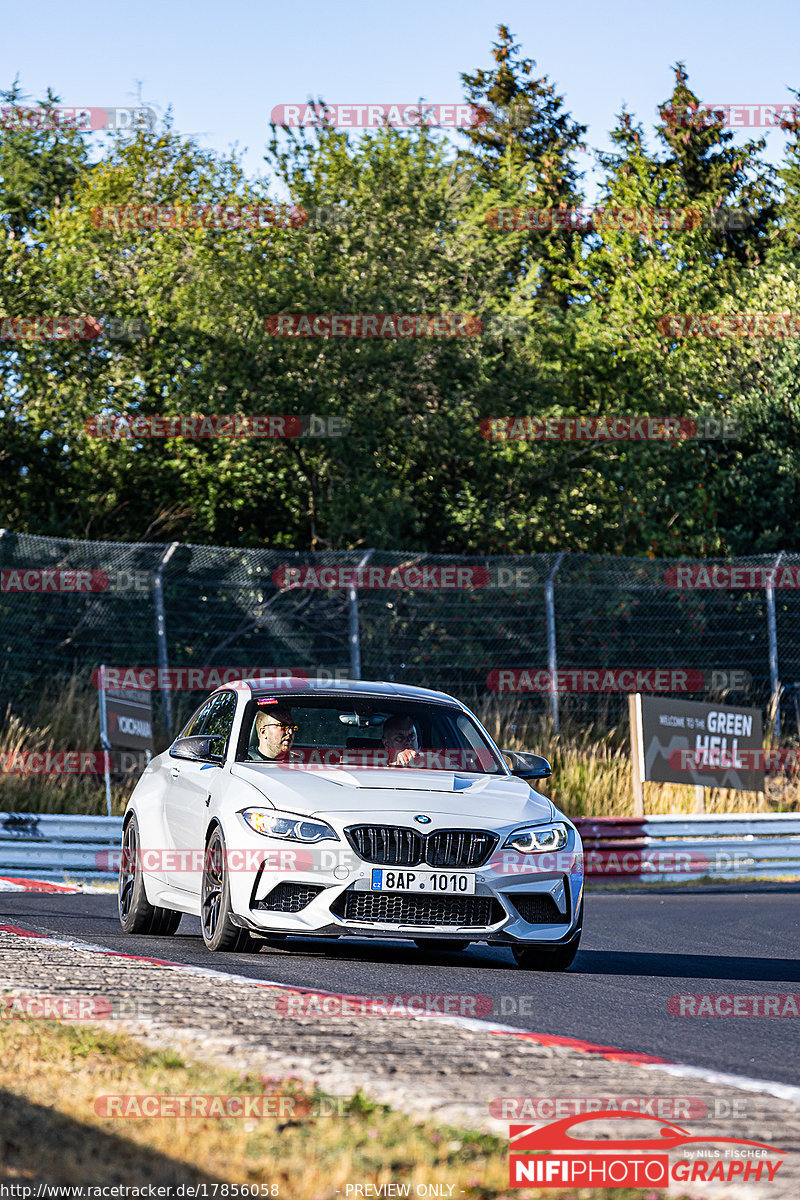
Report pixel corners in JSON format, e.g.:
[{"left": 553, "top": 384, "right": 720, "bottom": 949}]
[{"left": 165, "top": 691, "right": 237, "bottom": 893}]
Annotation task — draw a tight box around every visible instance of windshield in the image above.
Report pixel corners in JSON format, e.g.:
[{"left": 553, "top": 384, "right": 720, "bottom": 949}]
[{"left": 235, "top": 695, "right": 504, "bottom": 774}]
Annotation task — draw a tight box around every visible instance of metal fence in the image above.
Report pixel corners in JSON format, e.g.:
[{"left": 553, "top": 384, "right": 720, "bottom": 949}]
[{"left": 1, "top": 530, "right": 799, "bottom": 743}]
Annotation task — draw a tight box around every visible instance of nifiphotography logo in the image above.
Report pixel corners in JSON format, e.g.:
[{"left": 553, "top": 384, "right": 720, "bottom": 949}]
[{"left": 508, "top": 1110, "right": 784, "bottom": 1188}]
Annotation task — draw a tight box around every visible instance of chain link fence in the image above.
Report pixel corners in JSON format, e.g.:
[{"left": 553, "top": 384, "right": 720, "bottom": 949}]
[{"left": 1, "top": 530, "right": 798, "bottom": 743}]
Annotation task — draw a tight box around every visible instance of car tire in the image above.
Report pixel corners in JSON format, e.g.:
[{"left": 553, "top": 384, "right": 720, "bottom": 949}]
[
  {"left": 512, "top": 903, "right": 583, "bottom": 971},
  {"left": 413, "top": 939, "right": 471, "bottom": 953},
  {"left": 239, "top": 936, "right": 265, "bottom": 953},
  {"left": 201, "top": 826, "right": 259, "bottom": 952},
  {"left": 118, "top": 814, "right": 181, "bottom": 936}
]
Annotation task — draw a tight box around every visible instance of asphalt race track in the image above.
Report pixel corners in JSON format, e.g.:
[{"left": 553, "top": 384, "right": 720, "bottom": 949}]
[{"left": 2, "top": 887, "right": 799, "bottom": 1087}]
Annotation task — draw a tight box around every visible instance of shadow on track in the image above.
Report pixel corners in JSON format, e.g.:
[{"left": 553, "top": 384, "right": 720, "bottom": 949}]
[
  {"left": 574, "top": 949, "right": 800, "bottom": 982},
  {"left": 251, "top": 936, "right": 519, "bottom": 968},
  {"left": 259, "top": 941, "right": 800, "bottom": 984}
]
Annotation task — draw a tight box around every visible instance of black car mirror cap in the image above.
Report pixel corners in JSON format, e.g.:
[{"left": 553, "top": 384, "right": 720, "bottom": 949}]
[
  {"left": 503, "top": 750, "right": 552, "bottom": 778},
  {"left": 171, "top": 735, "right": 224, "bottom": 763}
]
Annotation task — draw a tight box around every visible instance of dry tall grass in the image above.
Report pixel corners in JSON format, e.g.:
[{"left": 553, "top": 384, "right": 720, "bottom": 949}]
[
  {"left": 0, "top": 1020, "right": 514, "bottom": 1193},
  {"left": 0, "top": 677, "right": 136, "bottom": 815}
]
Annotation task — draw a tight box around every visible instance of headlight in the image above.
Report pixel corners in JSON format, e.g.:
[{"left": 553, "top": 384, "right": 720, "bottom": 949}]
[
  {"left": 240, "top": 808, "right": 339, "bottom": 843},
  {"left": 503, "top": 823, "right": 569, "bottom": 853}
]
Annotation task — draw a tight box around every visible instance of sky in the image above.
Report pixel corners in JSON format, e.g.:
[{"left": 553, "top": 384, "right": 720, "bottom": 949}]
[{"left": 2, "top": 0, "right": 799, "bottom": 198}]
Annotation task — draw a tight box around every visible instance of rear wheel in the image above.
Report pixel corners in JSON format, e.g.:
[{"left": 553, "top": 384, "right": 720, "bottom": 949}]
[
  {"left": 201, "top": 827, "right": 259, "bottom": 952},
  {"left": 413, "top": 938, "right": 471, "bottom": 953},
  {"left": 118, "top": 815, "right": 181, "bottom": 936}
]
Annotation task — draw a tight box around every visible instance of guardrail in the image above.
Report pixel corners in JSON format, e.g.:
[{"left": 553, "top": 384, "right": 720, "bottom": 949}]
[
  {"left": 0, "top": 812, "right": 798, "bottom": 886},
  {"left": 575, "top": 814, "right": 800, "bottom": 883},
  {"left": 0, "top": 813, "right": 121, "bottom": 882}
]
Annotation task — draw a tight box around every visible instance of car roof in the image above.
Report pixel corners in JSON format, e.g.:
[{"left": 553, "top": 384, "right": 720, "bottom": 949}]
[{"left": 220, "top": 676, "right": 462, "bottom": 706}]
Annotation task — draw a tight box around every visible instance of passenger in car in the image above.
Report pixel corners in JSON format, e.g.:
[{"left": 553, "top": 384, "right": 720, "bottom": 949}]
[
  {"left": 249, "top": 706, "right": 298, "bottom": 761},
  {"left": 382, "top": 715, "right": 420, "bottom": 767}
]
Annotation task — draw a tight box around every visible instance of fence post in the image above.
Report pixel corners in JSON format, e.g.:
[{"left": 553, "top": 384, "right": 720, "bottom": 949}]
[
  {"left": 628, "top": 692, "right": 645, "bottom": 816},
  {"left": 545, "top": 552, "right": 566, "bottom": 731},
  {"left": 766, "top": 551, "right": 784, "bottom": 736},
  {"left": 348, "top": 548, "right": 374, "bottom": 680},
  {"left": 97, "top": 664, "right": 113, "bottom": 817},
  {"left": 153, "top": 542, "right": 179, "bottom": 736}
]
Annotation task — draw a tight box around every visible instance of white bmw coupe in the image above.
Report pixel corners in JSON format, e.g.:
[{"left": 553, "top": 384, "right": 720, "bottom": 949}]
[{"left": 118, "top": 677, "right": 584, "bottom": 968}]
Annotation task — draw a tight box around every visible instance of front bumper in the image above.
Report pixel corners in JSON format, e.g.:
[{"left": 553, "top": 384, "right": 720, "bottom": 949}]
[{"left": 227, "top": 830, "right": 584, "bottom": 944}]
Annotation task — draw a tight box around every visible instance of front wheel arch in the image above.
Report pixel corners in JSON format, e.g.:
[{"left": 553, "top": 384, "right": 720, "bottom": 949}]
[{"left": 200, "top": 822, "right": 258, "bottom": 953}]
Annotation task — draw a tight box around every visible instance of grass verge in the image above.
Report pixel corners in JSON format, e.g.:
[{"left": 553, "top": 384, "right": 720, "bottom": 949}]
[{"left": 0, "top": 1018, "right": 675, "bottom": 1199}]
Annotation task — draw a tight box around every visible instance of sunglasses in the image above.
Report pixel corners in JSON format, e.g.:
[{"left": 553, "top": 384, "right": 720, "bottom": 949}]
[{"left": 259, "top": 721, "right": 298, "bottom": 733}]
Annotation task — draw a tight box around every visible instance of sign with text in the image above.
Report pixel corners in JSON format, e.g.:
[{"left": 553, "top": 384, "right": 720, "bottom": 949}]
[
  {"left": 640, "top": 696, "right": 763, "bottom": 791},
  {"left": 105, "top": 687, "right": 154, "bottom": 754}
]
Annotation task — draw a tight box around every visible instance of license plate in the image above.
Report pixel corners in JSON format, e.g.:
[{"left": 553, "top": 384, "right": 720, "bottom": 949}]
[{"left": 370, "top": 869, "right": 476, "bottom": 895}]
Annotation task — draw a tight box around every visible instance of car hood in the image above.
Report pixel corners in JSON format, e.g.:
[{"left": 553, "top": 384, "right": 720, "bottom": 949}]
[{"left": 229, "top": 763, "right": 555, "bottom": 824}]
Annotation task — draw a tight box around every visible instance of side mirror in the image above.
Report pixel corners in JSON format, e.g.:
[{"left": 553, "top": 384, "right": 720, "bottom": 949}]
[
  {"left": 503, "top": 750, "right": 552, "bottom": 779},
  {"left": 171, "top": 735, "right": 224, "bottom": 763}
]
